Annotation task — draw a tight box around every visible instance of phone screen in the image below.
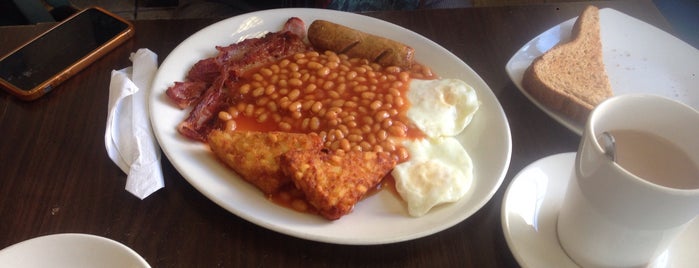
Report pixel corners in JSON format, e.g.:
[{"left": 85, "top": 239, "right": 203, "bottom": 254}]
[{"left": 0, "top": 8, "right": 131, "bottom": 93}]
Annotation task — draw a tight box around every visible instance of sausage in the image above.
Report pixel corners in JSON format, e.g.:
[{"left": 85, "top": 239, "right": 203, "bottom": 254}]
[{"left": 307, "top": 20, "right": 415, "bottom": 69}]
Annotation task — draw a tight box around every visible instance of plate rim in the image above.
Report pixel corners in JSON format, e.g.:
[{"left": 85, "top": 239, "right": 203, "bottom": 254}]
[
  {"left": 0, "top": 233, "right": 150, "bottom": 267},
  {"left": 500, "top": 152, "right": 578, "bottom": 267},
  {"left": 149, "top": 7, "right": 512, "bottom": 245}
]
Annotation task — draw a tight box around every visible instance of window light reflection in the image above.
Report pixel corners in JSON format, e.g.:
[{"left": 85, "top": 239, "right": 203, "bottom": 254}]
[
  {"left": 511, "top": 167, "right": 549, "bottom": 232},
  {"left": 232, "top": 16, "right": 265, "bottom": 42}
]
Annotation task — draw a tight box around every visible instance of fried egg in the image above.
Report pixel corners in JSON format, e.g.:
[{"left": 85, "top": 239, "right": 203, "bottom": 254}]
[
  {"left": 405, "top": 79, "right": 480, "bottom": 138},
  {"left": 391, "top": 78, "right": 478, "bottom": 217},
  {"left": 391, "top": 137, "right": 474, "bottom": 217}
]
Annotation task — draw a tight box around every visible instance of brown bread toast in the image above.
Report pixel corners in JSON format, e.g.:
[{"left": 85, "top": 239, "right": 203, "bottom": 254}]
[{"left": 522, "top": 5, "right": 613, "bottom": 124}]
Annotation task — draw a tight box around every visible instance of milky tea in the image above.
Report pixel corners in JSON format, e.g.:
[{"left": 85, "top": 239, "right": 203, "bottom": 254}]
[
  {"left": 558, "top": 95, "right": 699, "bottom": 268},
  {"left": 607, "top": 129, "right": 699, "bottom": 189}
]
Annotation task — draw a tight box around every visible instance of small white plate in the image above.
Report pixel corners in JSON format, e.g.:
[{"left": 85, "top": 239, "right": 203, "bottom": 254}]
[
  {"left": 506, "top": 8, "right": 699, "bottom": 135},
  {"left": 501, "top": 153, "right": 699, "bottom": 268},
  {"left": 0, "top": 233, "right": 150, "bottom": 268},
  {"left": 150, "top": 8, "right": 511, "bottom": 245}
]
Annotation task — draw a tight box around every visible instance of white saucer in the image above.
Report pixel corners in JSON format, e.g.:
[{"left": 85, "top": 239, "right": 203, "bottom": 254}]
[
  {"left": 501, "top": 153, "right": 699, "bottom": 268},
  {"left": 0, "top": 233, "right": 150, "bottom": 268}
]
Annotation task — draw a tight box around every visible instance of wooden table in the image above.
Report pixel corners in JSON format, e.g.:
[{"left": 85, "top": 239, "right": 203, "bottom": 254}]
[{"left": 1, "top": 0, "right": 693, "bottom": 266}]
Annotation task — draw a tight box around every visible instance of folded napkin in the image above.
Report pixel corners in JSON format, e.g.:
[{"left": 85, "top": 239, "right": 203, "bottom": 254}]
[{"left": 105, "top": 48, "right": 164, "bottom": 199}]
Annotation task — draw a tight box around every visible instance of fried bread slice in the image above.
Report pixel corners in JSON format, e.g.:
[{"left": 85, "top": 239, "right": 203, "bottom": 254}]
[
  {"left": 521, "top": 5, "right": 612, "bottom": 124},
  {"left": 281, "top": 149, "right": 397, "bottom": 220},
  {"left": 207, "top": 130, "right": 323, "bottom": 194}
]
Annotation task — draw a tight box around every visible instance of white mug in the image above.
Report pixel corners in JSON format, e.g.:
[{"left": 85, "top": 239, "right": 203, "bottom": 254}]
[{"left": 557, "top": 94, "right": 699, "bottom": 268}]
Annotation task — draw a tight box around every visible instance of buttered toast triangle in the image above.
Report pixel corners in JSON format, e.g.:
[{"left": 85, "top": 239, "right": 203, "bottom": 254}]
[{"left": 522, "top": 5, "right": 612, "bottom": 124}]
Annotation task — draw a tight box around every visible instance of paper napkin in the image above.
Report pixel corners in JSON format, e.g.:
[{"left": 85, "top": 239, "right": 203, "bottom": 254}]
[{"left": 105, "top": 48, "right": 164, "bottom": 199}]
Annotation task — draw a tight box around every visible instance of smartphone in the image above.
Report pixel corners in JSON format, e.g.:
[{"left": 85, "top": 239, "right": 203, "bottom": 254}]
[{"left": 0, "top": 7, "right": 134, "bottom": 100}]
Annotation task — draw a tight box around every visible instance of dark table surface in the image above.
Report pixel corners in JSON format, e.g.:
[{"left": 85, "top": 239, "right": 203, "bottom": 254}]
[{"left": 1, "top": 0, "right": 695, "bottom": 267}]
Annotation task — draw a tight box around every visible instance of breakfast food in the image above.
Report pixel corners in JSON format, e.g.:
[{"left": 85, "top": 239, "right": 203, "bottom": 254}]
[
  {"left": 389, "top": 78, "right": 479, "bottom": 217},
  {"left": 521, "top": 5, "right": 612, "bottom": 123},
  {"left": 392, "top": 137, "right": 473, "bottom": 217},
  {"left": 217, "top": 49, "right": 437, "bottom": 161},
  {"left": 167, "top": 17, "right": 309, "bottom": 141},
  {"left": 207, "top": 130, "right": 323, "bottom": 194},
  {"left": 281, "top": 149, "right": 396, "bottom": 220},
  {"left": 405, "top": 79, "right": 480, "bottom": 138},
  {"left": 308, "top": 20, "right": 415, "bottom": 69},
  {"left": 166, "top": 17, "right": 480, "bottom": 220}
]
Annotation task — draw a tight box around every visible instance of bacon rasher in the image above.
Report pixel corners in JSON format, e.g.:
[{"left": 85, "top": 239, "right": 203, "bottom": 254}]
[{"left": 166, "top": 17, "right": 309, "bottom": 141}]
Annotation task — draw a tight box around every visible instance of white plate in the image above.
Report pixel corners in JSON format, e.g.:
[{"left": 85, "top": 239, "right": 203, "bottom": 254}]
[
  {"left": 150, "top": 8, "right": 511, "bottom": 245},
  {"left": 506, "top": 8, "right": 699, "bottom": 135},
  {"left": 501, "top": 153, "right": 699, "bottom": 268},
  {"left": 0, "top": 233, "right": 150, "bottom": 268}
]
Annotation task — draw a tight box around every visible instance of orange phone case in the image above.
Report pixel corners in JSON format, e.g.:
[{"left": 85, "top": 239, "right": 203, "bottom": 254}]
[{"left": 0, "top": 6, "right": 134, "bottom": 100}]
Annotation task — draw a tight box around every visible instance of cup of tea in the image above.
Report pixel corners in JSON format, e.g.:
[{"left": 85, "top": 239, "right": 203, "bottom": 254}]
[{"left": 557, "top": 94, "right": 699, "bottom": 267}]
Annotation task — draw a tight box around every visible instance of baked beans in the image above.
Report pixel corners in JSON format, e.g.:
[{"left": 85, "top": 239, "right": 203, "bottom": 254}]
[{"left": 220, "top": 50, "right": 437, "bottom": 162}]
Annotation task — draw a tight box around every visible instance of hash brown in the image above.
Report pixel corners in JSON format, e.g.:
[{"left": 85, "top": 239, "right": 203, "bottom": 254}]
[
  {"left": 207, "top": 130, "right": 323, "bottom": 194},
  {"left": 281, "top": 149, "right": 397, "bottom": 220}
]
